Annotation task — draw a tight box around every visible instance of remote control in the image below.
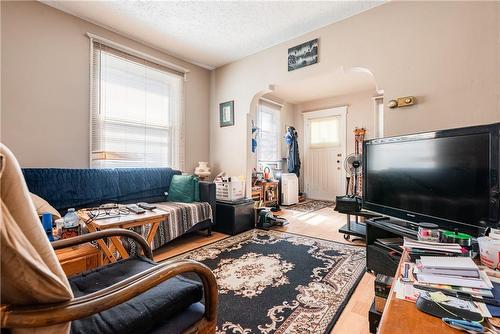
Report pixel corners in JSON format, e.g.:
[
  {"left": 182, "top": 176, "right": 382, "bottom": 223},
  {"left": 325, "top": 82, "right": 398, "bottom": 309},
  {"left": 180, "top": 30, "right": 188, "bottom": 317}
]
[
  {"left": 137, "top": 202, "right": 157, "bottom": 210},
  {"left": 126, "top": 204, "right": 146, "bottom": 214}
]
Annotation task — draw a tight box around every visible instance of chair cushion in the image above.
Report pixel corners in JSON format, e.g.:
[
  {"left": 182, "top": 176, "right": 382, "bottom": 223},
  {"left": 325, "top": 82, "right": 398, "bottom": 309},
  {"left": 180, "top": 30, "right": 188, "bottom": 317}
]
[
  {"left": 1, "top": 144, "right": 73, "bottom": 334},
  {"left": 70, "top": 257, "right": 203, "bottom": 334},
  {"left": 147, "top": 302, "right": 205, "bottom": 334}
]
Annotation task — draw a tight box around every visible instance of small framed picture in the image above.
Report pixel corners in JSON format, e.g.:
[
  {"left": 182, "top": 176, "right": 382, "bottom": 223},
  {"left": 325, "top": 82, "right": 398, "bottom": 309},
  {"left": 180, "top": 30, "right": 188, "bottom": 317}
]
[
  {"left": 288, "top": 38, "right": 319, "bottom": 72},
  {"left": 220, "top": 100, "right": 234, "bottom": 127}
]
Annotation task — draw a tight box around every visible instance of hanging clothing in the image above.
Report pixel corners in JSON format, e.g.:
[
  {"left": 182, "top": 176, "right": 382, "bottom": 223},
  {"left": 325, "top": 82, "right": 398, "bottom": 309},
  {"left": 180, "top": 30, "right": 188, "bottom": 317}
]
[{"left": 286, "top": 127, "right": 301, "bottom": 177}]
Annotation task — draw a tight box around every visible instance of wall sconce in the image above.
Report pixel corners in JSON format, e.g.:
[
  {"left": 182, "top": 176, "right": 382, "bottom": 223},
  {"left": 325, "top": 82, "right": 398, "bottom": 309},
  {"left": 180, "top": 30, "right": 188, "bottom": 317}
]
[{"left": 387, "top": 96, "right": 416, "bottom": 109}]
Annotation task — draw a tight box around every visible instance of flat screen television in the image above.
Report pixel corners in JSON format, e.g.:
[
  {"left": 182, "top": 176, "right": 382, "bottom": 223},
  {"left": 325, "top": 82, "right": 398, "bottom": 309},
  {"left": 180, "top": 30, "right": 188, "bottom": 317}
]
[{"left": 363, "top": 123, "right": 499, "bottom": 235}]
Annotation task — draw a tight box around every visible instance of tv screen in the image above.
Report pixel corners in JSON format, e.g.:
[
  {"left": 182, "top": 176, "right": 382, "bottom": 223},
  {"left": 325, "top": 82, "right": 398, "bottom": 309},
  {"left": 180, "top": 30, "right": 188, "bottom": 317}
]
[{"left": 363, "top": 124, "right": 499, "bottom": 232}]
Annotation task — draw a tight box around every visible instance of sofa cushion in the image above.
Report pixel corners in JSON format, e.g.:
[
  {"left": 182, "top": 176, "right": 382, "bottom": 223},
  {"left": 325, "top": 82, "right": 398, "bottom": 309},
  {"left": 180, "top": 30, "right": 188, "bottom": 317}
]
[
  {"left": 30, "top": 192, "right": 61, "bottom": 220},
  {"left": 22, "top": 168, "right": 181, "bottom": 212},
  {"left": 167, "top": 175, "right": 200, "bottom": 203},
  {"left": 70, "top": 257, "right": 203, "bottom": 334},
  {"left": 115, "top": 168, "right": 181, "bottom": 204},
  {"left": 23, "top": 168, "right": 121, "bottom": 213}
]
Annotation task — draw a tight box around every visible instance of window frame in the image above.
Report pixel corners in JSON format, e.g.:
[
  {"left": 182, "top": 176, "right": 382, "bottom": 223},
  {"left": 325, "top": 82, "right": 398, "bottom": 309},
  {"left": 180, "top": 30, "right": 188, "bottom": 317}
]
[{"left": 89, "top": 35, "right": 186, "bottom": 170}]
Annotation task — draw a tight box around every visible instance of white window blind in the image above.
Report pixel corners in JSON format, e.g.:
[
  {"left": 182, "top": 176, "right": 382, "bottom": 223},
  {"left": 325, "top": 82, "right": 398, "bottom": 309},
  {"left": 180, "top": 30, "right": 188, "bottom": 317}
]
[
  {"left": 257, "top": 100, "right": 281, "bottom": 162},
  {"left": 90, "top": 41, "right": 184, "bottom": 169},
  {"left": 309, "top": 116, "right": 340, "bottom": 148}
]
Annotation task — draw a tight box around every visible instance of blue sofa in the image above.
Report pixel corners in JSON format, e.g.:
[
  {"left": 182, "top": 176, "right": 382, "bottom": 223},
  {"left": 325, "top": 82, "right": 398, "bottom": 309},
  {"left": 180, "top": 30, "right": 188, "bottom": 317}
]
[{"left": 22, "top": 167, "right": 216, "bottom": 238}]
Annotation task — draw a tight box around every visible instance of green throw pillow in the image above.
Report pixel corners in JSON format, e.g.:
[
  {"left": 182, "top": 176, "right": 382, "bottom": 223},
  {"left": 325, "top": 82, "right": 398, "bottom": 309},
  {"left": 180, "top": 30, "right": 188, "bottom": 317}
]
[{"left": 168, "top": 174, "right": 200, "bottom": 203}]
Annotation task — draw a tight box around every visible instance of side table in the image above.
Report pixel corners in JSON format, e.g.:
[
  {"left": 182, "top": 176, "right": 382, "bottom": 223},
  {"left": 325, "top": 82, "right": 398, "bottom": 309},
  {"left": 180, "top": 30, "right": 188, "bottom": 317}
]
[
  {"left": 214, "top": 200, "right": 255, "bottom": 235},
  {"left": 55, "top": 243, "right": 102, "bottom": 276}
]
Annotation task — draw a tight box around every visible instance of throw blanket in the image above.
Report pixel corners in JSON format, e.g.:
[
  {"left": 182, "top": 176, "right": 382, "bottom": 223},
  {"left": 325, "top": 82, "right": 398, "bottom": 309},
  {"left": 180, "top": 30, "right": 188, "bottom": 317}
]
[{"left": 127, "top": 201, "right": 212, "bottom": 254}]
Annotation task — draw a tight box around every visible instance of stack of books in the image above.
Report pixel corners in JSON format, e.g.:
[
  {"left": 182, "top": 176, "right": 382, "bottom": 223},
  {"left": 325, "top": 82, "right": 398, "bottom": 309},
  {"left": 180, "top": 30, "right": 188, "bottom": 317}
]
[
  {"left": 415, "top": 256, "right": 493, "bottom": 290},
  {"left": 403, "top": 237, "right": 465, "bottom": 260}
]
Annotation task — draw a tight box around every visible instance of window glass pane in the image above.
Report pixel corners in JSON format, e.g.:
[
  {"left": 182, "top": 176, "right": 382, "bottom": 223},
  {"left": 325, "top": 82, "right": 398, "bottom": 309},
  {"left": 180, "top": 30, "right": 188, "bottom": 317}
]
[
  {"left": 257, "top": 100, "right": 281, "bottom": 163},
  {"left": 310, "top": 116, "right": 340, "bottom": 146},
  {"left": 260, "top": 111, "right": 275, "bottom": 132}
]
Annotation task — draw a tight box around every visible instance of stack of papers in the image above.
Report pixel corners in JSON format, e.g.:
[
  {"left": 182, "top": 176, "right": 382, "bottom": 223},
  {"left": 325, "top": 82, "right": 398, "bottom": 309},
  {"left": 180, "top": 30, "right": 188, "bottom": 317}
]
[
  {"left": 394, "top": 260, "right": 494, "bottom": 319},
  {"left": 403, "top": 238, "right": 463, "bottom": 254},
  {"left": 416, "top": 256, "right": 493, "bottom": 289},
  {"left": 414, "top": 281, "right": 494, "bottom": 298},
  {"left": 419, "top": 257, "right": 480, "bottom": 278}
]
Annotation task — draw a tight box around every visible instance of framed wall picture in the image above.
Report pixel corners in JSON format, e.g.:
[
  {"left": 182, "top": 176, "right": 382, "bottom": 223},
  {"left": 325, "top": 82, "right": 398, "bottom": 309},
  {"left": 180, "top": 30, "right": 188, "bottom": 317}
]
[
  {"left": 288, "top": 38, "right": 319, "bottom": 72},
  {"left": 219, "top": 100, "right": 234, "bottom": 127}
]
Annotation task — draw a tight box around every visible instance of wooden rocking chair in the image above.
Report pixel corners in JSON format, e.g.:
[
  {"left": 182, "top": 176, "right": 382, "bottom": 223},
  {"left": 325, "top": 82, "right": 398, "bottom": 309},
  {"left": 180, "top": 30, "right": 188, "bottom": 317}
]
[{"left": 0, "top": 144, "right": 218, "bottom": 334}]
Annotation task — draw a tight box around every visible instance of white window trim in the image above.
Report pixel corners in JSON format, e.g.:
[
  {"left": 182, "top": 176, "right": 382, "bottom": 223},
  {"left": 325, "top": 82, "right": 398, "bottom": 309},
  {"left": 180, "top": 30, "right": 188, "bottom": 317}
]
[{"left": 88, "top": 34, "right": 186, "bottom": 170}]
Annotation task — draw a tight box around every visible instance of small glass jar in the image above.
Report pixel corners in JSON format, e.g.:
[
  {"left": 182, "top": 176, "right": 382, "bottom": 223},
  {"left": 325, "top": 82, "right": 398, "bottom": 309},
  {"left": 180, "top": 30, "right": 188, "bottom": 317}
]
[
  {"left": 54, "top": 218, "right": 64, "bottom": 240},
  {"left": 418, "top": 222, "right": 440, "bottom": 242}
]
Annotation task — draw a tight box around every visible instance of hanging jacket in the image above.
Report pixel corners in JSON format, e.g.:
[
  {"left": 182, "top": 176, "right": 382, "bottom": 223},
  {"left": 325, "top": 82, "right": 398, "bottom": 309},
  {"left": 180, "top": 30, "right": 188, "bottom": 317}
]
[{"left": 286, "top": 127, "right": 301, "bottom": 177}]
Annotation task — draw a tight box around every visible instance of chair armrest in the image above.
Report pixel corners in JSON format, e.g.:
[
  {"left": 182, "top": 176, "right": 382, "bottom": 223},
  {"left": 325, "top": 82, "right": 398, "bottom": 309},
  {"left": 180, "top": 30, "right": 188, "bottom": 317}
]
[
  {"left": 1, "top": 259, "right": 218, "bottom": 329},
  {"left": 51, "top": 228, "right": 153, "bottom": 260},
  {"left": 199, "top": 181, "right": 216, "bottom": 221}
]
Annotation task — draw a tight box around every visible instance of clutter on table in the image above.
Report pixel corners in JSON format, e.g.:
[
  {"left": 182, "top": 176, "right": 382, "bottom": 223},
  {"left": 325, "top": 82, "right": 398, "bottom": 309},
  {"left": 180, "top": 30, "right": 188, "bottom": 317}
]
[{"left": 391, "top": 231, "right": 500, "bottom": 333}]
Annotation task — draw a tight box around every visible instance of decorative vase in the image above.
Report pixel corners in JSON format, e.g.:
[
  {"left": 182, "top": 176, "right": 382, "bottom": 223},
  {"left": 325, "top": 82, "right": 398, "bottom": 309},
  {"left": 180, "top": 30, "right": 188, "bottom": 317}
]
[{"left": 194, "top": 162, "right": 211, "bottom": 180}]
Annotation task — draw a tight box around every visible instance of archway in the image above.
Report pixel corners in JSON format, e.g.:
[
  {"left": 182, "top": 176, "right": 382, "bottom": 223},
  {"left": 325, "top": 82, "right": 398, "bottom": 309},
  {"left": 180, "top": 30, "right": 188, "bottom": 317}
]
[{"left": 246, "top": 66, "right": 382, "bottom": 199}]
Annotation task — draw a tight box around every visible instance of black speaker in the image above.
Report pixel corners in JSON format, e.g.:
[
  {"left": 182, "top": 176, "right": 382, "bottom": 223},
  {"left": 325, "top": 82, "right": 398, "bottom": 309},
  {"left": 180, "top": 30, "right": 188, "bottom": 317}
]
[{"left": 334, "top": 196, "right": 361, "bottom": 213}]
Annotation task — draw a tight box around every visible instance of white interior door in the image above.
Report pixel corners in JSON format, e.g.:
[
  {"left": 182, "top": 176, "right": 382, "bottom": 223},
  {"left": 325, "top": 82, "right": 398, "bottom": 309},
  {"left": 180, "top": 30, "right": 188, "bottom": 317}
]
[{"left": 303, "top": 107, "right": 347, "bottom": 200}]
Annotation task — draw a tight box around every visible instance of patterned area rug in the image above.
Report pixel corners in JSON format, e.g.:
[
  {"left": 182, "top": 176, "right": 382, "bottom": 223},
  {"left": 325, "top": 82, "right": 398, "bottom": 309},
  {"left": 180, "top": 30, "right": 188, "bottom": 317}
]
[
  {"left": 175, "top": 229, "right": 366, "bottom": 334},
  {"left": 284, "top": 200, "right": 335, "bottom": 213}
]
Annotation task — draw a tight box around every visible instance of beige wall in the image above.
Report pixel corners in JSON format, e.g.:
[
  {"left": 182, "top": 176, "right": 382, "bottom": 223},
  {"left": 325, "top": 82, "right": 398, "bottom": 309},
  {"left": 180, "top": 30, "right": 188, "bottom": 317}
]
[
  {"left": 210, "top": 1, "right": 500, "bottom": 180},
  {"left": 294, "top": 89, "right": 376, "bottom": 190},
  {"left": 1, "top": 1, "right": 211, "bottom": 172}
]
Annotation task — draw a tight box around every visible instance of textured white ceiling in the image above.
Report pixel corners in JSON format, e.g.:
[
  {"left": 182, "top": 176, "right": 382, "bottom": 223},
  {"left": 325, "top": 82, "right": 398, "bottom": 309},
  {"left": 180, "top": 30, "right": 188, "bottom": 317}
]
[{"left": 41, "top": 1, "right": 384, "bottom": 69}]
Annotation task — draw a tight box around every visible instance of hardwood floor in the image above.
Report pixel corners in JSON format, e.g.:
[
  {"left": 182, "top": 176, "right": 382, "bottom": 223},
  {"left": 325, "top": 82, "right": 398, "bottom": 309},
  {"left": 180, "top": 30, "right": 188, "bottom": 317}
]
[
  {"left": 154, "top": 205, "right": 375, "bottom": 334},
  {"left": 153, "top": 231, "right": 228, "bottom": 262},
  {"left": 277, "top": 206, "right": 374, "bottom": 334}
]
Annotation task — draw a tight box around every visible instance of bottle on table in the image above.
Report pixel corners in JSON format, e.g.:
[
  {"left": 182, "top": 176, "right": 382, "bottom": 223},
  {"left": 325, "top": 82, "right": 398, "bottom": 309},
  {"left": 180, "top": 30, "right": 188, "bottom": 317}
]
[
  {"left": 41, "top": 212, "right": 54, "bottom": 241},
  {"left": 61, "top": 208, "right": 81, "bottom": 239},
  {"left": 63, "top": 208, "right": 79, "bottom": 228}
]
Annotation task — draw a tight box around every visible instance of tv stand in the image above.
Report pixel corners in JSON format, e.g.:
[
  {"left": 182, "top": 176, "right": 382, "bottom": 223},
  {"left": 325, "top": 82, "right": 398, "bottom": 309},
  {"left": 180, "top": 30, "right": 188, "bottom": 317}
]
[
  {"left": 337, "top": 210, "right": 381, "bottom": 241},
  {"left": 366, "top": 217, "right": 418, "bottom": 276}
]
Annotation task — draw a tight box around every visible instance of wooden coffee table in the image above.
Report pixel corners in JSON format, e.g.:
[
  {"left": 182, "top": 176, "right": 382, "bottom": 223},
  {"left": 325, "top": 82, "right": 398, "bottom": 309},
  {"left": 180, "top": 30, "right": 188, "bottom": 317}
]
[{"left": 78, "top": 208, "right": 169, "bottom": 264}]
